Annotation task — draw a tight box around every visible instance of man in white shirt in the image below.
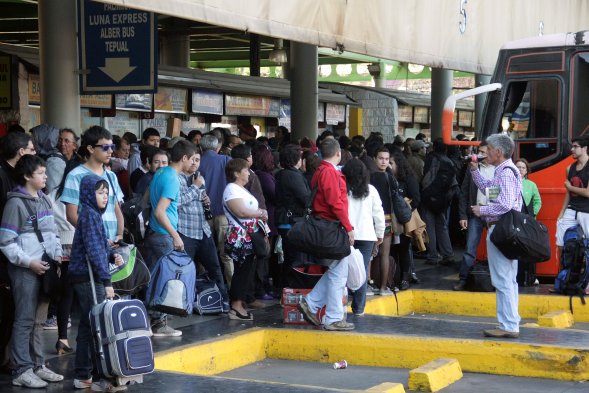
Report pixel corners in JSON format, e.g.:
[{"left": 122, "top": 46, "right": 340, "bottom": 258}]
[{"left": 454, "top": 142, "right": 494, "bottom": 291}]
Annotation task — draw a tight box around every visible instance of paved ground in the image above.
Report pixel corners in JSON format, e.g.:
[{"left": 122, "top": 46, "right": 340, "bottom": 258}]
[{"left": 1, "top": 256, "right": 588, "bottom": 392}]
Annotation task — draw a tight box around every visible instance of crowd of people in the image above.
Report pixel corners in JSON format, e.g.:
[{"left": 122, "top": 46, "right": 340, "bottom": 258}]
[{"left": 0, "top": 122, "right": 546, "bottom": 389}]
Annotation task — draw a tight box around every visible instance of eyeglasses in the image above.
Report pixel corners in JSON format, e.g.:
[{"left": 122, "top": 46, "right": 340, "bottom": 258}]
[
  {"left": 572, "top": 145, "right": 582, "bottom": 149},
  {"left": 93, "top": 144, "right": 116, "bottom": 152},
  {"left": 59, "top": 138, "right": 75, "bottom": 145}
]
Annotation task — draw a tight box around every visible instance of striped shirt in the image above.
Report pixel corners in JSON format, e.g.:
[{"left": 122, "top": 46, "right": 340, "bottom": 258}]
[
  {"left": 471, "top": 159, "right": 522, "bottom": 223},
  {"left": 60, "top": 165, "right": 124, "bottom": 241},
  {"left": 177, "top": 173, "right": 212, "bottom": 240}
]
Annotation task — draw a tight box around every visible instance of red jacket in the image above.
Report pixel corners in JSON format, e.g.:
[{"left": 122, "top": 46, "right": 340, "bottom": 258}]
[{"left": 311, "top": 161, "right": 353, "bottom": 232}]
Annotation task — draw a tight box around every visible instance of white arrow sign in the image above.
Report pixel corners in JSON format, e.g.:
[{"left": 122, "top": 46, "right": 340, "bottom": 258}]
[{"left": 98, "top": 58, "right": 136, "bottom": 83}]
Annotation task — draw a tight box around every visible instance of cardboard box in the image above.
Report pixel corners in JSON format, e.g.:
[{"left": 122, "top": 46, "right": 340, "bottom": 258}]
[
  {"left": 166, "top": 117, "right": 181, "bottom": 138},
  {"left": 283, "top": 305, "right": 308, "bottom": 325},
  {"left": 281, "top": 288, "right": 312, "bottom": 306}
]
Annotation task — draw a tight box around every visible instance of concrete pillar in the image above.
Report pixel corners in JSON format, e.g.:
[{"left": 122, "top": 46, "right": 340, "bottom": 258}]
[
  {"left": 430, "top": 68, "right": 453, "bottom": 141},
  {"left": 160, "top": 34, "right": 190, "bottom": 67},
  {"left": 290, "top": 42, "right": 317, "bottom": 141},
  {"left": 372, "top": 60, "right": 386, "bottom": 88},
  {"left": 249, "top": 34, "right": 260, "bottom": 77},
  {"left": 38, "top": 0, "right": 80, "bottom": 130},
  {"left": 475, "top": 74, "right": 492, "bottom": 131}
]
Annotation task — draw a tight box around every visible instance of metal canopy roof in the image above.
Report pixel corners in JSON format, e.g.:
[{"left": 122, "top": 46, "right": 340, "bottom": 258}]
[
  {"left": 159, "top": 65, "right": 358, "bottom": 106},
  {"left": 0, "top": 43, "right": 357, "bottom": 107}
]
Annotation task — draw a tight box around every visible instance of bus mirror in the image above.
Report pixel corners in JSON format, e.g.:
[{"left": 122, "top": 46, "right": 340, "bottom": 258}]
[{"left": 442, "top": 82, "right": 502, "bottom": 146}]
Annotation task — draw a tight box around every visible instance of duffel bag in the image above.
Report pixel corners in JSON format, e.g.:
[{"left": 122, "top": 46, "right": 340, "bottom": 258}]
[
  {"left": 465, "top": 261, "right": 494, "bottom": 292},
  {"left": 288, "top": 215, "right": 351, "bottom": 260},
  {"left": 490, "top": 209, "right": 551, "bottom": 263}
]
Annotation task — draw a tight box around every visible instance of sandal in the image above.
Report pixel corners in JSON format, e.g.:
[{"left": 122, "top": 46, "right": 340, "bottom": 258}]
[{"left": 228, "top": 308, "right": 253, "bottom": 321}]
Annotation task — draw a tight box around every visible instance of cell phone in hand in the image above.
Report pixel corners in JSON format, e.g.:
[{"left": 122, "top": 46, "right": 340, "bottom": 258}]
[{"left": 114, "top": 240, "right": 128, "bottom": 247}]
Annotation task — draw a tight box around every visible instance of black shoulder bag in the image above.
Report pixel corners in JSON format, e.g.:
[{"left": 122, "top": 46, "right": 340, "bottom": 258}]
[
  {"left": 23, "top": 201, "right": 63, "bottom": 297},
  {"left": 384, "top": 172, "right": 412, "bottom": 225},
  {"left": 489, "top": 167, "right": 551, "bottom": 263},
  {"left": 287, "top": 168, "right": 351, "bottom": 261}
]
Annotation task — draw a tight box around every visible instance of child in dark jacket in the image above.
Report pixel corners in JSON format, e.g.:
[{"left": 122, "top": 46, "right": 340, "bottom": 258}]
[
  {"left": 68, "top": 174, "right": 125, "bottom": 392},
  {"left": 0, "top": 155, "right": 63, "bottom": 388}
]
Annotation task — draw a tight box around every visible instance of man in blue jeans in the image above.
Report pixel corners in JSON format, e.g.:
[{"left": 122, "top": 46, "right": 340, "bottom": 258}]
[
  {"left": 454, "top": 142, "right": 494, "bottom": 290},
  {"left": 144, "top": 140, "right": 198, "bottom": 337},
  {"left": 470, "top": 134, "right": 522, "bottom": 338},
  {"left": 177, "top": 150, "right": 230, "bottom": 312}
]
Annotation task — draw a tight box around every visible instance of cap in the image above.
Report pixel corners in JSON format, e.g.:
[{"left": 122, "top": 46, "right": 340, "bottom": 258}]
[{"left": 411, "top": 140, "right": 430, "bottom": 151}]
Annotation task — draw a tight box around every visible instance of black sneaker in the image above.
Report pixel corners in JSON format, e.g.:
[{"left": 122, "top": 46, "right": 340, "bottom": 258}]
[
  {"left": 453, "top": 280, "right": 467, "bottom": 291},
  {"left": 440, "top": 257, "right": 456, "bottom": 267},
  {"left": 410, "top": 273, "right": 421, "bottom": 284}
]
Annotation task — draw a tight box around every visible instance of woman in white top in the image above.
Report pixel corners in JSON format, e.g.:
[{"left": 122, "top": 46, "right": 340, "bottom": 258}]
[
  {"left": 223, "top": 158, "right": 269, "bottom": 321},
  {"left": 342, "top": 159, "right": 385, "bottom": 315}
]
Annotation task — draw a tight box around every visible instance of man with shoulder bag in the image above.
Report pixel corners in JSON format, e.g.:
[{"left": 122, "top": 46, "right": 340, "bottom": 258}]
[
  {"left": 469, "top": 134, "right": 522, "bottom": 339},
  {"left": 298, "top": 139, "right": 355, "bottom": 331}
]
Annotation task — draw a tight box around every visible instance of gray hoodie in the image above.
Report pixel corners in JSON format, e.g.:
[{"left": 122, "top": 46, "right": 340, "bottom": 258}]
[{"left": 0, "top": 187, "right": 62, "bottom": 268}]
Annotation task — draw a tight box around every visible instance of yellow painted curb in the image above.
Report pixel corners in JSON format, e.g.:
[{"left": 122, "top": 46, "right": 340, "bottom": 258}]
[
  {"left": 408, "top": 358, "right": 462, "bottom": 392},
  {"left": 155, "top": 328, "right": 266, "bottom": 375},
  {"left": 538, "top": 310, "right": 574, "bottom": 328},
  {"left": 365, "top": 382, "right": 406, "bottom": 393},
  {"left": 155, "top": 327, "right": 589, "bottom": 381},
  {"left": 363, "top": 289, "right": 589, "bottom": 323},
  {"left": 264, "top": 329, "right": 589, "bottom": 381}
]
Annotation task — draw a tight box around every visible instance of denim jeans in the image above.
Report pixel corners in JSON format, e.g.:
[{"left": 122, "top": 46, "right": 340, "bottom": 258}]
[
  {"left": 8, "top": 264, "right": 49, "bottom": 376},
  {"left": 212, "top": 215, "right": 233, "bottom": 284},
  {"left": 458, "top": 216, "right": 485, "bottom": 281},
  {"left": 180, "top": 233, "right": 228, "bottom": 302},
  {"left": 422, "top": 207, "right": 453, "bottom": 262},
  {"left": 351, "top": 240, "right": 375, "bottom": 315},
  {"left": 73, "top": 280, "right": 105, "bottom": 380},
  {"left": 487, "top": 225, "right": 520, "bottom": 332},
  {"left": 143, "top": 232, "right": 174, "bottom": 324},
  {"left": 305, "top": 256, "right": 349, "bottom": 325}
]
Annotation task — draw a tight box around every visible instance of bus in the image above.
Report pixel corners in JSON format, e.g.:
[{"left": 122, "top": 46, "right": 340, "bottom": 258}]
[{"left": 442, "top": 31, "right": 589, "bottom": 277}]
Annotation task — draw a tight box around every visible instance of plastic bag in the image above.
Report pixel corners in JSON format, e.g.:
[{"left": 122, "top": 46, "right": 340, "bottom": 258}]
[{"left": 346, "top": 247, "right": 366, "bottom": 291}]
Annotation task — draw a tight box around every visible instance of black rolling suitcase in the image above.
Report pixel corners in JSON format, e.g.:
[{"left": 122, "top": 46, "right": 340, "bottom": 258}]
[{"left": 88, "top": 259, "right": 154, "bottom": 386}]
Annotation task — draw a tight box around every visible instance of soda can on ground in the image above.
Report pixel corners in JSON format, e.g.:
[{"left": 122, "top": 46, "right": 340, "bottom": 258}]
[{"left": 333, "top": 360, "right": 347, "bottom": 369}]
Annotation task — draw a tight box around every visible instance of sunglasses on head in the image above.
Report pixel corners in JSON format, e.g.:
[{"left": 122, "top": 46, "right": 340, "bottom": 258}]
[{"left": 93, "top": 144, "right": 116, "bottom": 152}]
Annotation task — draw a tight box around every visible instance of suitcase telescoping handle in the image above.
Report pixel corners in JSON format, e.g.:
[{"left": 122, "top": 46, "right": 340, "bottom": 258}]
[{"left": 86, "top": 257, "right": 105, "bottom": 359}]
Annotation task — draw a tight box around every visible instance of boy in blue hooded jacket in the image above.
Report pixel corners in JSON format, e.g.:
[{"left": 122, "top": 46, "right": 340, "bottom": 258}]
[{"left": 68, "top": 174, "right": 125, "bottom": 392}]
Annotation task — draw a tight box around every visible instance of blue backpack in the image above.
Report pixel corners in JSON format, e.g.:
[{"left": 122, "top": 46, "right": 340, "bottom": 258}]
[
  {"left": 194, "top": 275, "right": 223, "bottom": 315},
  {"left": 555, "top": 225, "right": 589, "bottom": 309},
  {"left": 146, "top": 251, "right": 196, "bottom": 316}
]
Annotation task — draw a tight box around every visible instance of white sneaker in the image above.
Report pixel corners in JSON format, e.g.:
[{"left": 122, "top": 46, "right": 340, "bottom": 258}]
[
  {"left": 379, "top": 288, "right": 394, "bottom": 296},
  {"left": 13, "top": 368, "right": 48, "bottom": 388},
  {"left": 151, "top": 322, "right": 182, "bottom": 337},
  {"left": 74, "top": 378, "right": 93, "bottom": 389},
  {"left": 91, "top": 379, "right": 127, "bottom": 392},
  {"left": 35, "top": 365, "right": 64, "bottom": 382}
]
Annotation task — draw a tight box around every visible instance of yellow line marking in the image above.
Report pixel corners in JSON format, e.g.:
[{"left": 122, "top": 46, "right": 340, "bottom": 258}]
[{"left": 155, "top": 327, "right": 589, "bottom": 381}]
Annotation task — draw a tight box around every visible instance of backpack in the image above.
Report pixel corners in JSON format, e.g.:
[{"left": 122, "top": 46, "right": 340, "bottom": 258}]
[
  {"left": 554, "top": 225, "right": 589, "bottom": 308},
  {"left": 146, "top": 250, "right": 196, "bottom": 316},
  {"left": 421, "top": 154, "right": 458, "bottom": 213},
  {"left": 109, "top": 245, "right": 151, "bottom": 296},
  {"left": 193, "top": 275, "right": 223, "bottom": 315},
  {"left": 121, "top": 193, "right": 151, "bottom": 245}
]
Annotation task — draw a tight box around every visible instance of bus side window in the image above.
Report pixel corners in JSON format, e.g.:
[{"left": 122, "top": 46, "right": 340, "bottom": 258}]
[
  {"left": 499, "top": 79, "right": 559, "bottom": 163},
  {"left": 572, "top": 53, "right": 589, "bottom": 138}
]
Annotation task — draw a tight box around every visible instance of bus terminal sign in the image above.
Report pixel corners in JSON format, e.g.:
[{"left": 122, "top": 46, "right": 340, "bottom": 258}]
[{"left": 78, "top": 0, "right": 157, "bottom": 93}]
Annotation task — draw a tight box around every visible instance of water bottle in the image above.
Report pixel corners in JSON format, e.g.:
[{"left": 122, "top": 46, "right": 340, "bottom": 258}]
[
  {"left": 202, "top": 191, "right": 214, "bottom": 220},
  {"left": 463, "top": 153, "right": 487, "bottom": 163}
]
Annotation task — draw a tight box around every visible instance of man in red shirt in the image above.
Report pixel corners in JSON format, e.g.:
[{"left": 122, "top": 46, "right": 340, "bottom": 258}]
[{"left": 299, "top": 138, "right": 355, "bottom": 331}]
